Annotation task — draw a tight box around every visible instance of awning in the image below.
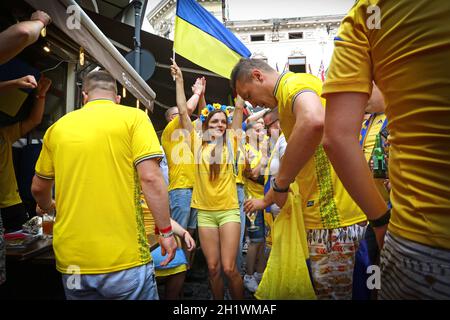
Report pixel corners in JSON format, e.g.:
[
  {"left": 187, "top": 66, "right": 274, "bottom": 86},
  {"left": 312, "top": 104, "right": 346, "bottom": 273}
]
[
  {"left": 25, "top": 0, "right": 156, "bottom": 111},
  {"left": 85, "top": 11, "right": 233, "bottom": 122}
]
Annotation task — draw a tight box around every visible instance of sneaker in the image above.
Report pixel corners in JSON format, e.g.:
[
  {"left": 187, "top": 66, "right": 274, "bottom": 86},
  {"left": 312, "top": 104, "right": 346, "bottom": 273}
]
[
  {"left": 253, "top": 272, "right": 263, "bottom": 284},
  {"left": 243, "top": 274, "right": 259, "bottom": 293}
]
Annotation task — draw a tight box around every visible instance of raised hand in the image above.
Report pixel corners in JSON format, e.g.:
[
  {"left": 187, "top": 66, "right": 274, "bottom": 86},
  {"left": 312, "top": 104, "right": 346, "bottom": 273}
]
[
  {"left": 30, "top": 10, "right": 52, "bottom": 27},
  {"left": 191, "top": 77, "right": 203, "bottom": 95},
  {"left": 170, "top": 58, "right": 183, "bottom": 81},
  {"left": 37, "top": 75, "right": 52, "bottom": 95},
  {"left": 15, "top": 75, "right": 37, "bottom": 89}
]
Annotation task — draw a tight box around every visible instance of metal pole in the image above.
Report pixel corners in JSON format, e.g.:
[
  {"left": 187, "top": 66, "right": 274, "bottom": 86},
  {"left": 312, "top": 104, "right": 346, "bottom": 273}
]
[
  {"left": 221, "top": 0, "right": 226, "bottom": 23},
  {"left": 133, "top": 0, "right": 143, "bottom": 75}
]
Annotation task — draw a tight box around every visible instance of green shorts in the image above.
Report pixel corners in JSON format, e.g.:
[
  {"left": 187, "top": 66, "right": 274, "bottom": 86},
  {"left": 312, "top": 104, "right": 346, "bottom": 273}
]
[{"left": 197, "top": 209, "right": 241, "bottom": 228}]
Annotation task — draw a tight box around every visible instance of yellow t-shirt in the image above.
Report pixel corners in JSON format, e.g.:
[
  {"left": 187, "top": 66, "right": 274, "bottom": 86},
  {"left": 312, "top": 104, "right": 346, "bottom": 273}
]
[
  {"left": 361, "top": 113, "right": 389, "bottom": 202},
  {"left": 0, "top": 123, "right": 22, "bottom": 208},
  {"left": 35, "top": 99, "right": 162, "bottom": 274},
  {"left": 190, "top": 130, "right": 239, "bottom": 211},
  {"left": 275, "top": 71, "right": 366, "bottom": 229},
  {"left": 243, "top": 143, "right": 264, "bottom": 199},
  {"left": 322, "top": 0, "right": 450, "bottom": 249},
  {"left": 161, "top": 116, "right": 195, "bottom": 191}
]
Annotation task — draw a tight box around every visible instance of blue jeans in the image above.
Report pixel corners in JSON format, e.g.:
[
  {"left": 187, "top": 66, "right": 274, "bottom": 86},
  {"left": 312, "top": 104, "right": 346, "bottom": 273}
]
[
  {"left": 169, "top": 188, "right": 197, "bottom": 229},
  {"left": 61, "top": 262, "right": 158, "bottom": 300},
  {"left": 236, "top": 184, "right": 246, "bottom": 273}
]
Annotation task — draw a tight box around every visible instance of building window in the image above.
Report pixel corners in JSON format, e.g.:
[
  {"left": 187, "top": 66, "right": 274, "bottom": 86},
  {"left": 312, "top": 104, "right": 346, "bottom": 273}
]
[
  {"left": 250, "top": 34, "right": 265, "bottom": 42},
  {"left": 288, "top": 56, "right": 306, "bottom": 73},
  {"left": 288, "top": 32, "right": 303, "bottom": 39}
]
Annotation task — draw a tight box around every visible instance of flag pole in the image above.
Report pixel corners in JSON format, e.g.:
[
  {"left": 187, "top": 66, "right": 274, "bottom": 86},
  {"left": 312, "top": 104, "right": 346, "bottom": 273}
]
[{"left": 172, "top": 50, "right": 176, "bottom": 81}]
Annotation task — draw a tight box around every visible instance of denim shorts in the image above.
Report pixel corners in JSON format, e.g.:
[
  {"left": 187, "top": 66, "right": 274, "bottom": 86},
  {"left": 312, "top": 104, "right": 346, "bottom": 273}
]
[
  {"left": 61, "top": 262, "right": 158, "bottom": 300},
  {"left": 247, "top": 210, "right": 265, "bottom": 243},
  {"left": 169, "top": 188, "right": 197, "bottom": 229}
]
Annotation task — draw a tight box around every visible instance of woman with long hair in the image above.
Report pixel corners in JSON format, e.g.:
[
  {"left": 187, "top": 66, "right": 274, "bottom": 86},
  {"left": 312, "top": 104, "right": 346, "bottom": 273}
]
[{"left": 170, "top": 60, "right": 244, "bottom": 299}]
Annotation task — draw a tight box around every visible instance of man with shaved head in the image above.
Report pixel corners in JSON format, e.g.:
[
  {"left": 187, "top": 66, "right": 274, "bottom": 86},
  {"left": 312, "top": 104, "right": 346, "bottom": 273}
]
[{"left": 31, "top": 70, "right": 177, "bottom": 300}]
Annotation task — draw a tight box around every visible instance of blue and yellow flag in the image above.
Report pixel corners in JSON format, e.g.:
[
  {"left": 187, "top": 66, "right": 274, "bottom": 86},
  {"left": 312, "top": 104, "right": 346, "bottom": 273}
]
[{"left": 174, "top": 0, "right": 251, "bottom": 79}]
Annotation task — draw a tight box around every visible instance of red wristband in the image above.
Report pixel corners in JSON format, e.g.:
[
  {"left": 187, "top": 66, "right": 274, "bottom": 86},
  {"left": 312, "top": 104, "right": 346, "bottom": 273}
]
[{"left": 159, "top": 225, "right": 172, "bottom": 234}]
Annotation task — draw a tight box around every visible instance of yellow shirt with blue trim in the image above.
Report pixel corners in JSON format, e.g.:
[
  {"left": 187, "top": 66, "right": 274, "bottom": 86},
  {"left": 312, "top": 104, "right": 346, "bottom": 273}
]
[
  {"left": 35, "top": 99, "right": 162, "bottom": 274},
  {"left": 275, "top": 72, "right": 366, "bottom": 229},
  {"left": 0, "top": 123, "right": 22, "bottom": 208},
  {"left": 190, "top": 130, "right": 239, "bottom": 211},
  {"left": 161, "top": 116, "right": 195, "bottom": 191},
  {"left": 322, "top": 0, "right": 450, "bottom": 249}
]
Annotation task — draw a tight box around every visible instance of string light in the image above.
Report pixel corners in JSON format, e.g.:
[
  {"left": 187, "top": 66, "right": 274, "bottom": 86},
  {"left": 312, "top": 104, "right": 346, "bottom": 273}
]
[
  {"left": 43, "top": 43, "right": 50, "bottom": 52},
  {"left": 122, "top": 87, "right": 126, "bottom": 98}
]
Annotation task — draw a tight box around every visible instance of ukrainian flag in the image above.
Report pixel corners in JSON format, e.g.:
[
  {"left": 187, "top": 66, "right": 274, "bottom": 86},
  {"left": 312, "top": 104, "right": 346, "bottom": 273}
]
[{"left": 174, "top": 0, "right": 251, "bottom": 79}]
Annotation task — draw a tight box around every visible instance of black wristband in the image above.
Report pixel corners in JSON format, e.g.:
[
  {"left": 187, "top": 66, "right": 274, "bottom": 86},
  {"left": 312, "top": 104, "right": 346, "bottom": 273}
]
[
  {"left": 271, "top": 177, "right": 289, "bottom": 193},
  {"left": 369, "top": 209, "right": 391, "bottom": 228}
]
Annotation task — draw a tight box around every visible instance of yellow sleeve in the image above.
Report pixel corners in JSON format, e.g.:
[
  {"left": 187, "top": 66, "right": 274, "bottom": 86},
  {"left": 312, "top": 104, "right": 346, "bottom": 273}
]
[
  {"left": 322, "top": 2, "right": 373, "bottom": 97},
  {"left": 161, "top": 116, "right": 180, "bottom": 146},
  {"left": 35, "top": 130, "right": 55, "bottom": 179},
  {"left": 132, "top": 110, "right": 163, "bottom": 166},
  {"left": 283, "top": 75, "right": 323, "bottom": 113}
]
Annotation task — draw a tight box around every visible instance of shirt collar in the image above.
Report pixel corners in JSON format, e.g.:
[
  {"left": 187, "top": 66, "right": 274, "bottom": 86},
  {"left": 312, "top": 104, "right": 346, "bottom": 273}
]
[
  {"left": 273, "top": 71, "right": 290, "bottom": 97},
  {"left": 83, "top": 99, "right": 116, "bottom": 108}
]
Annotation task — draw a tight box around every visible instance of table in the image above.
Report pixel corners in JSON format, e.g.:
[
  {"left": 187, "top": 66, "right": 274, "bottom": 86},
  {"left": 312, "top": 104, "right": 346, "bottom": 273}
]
[
  {"left": 6, "top": 234, "right": 160, "bottom": 262},
  {"left": 2, "top": 234, "right": 161, "bottom": 299},
  {"left": 5, "top": 237, "right": 53, "bottom": 262}
]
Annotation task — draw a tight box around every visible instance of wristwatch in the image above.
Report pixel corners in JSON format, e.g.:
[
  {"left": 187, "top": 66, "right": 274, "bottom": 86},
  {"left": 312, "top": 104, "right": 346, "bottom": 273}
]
[{"left": 271, "top": 177, "right": 289, "bottom": 193}]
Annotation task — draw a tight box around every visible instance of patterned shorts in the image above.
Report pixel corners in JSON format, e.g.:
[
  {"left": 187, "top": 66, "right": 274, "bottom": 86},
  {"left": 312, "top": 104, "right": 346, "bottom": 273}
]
[
  {"left": 379, "top": 231, "right": 450, "bottom": 300},
  {"left": 307, "top": 223, "right": 367, "bottom": 300}
]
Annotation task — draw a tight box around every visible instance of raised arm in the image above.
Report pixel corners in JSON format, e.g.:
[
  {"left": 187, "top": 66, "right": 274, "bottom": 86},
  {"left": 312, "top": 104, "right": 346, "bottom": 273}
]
[
  {"left": 171, "top": 59, "right": 193, "bottom": 133},
  {"left": 21, "top": 75, "right": 52, "bottom": 136},
  {"left": 186, "top": 77, "right": 205, "bottom": 115},
  {"left": 0, "top": 75, "right": 37, "bottom": 92},
  {"left": 198, "top": 77, "right": 207, "bottom": 112},
  {"left": 231, "top": 95, "right": 245, "bottom": 131},
  {"left": 0, "top": 11, "right": 51, "bottom": 64}
]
